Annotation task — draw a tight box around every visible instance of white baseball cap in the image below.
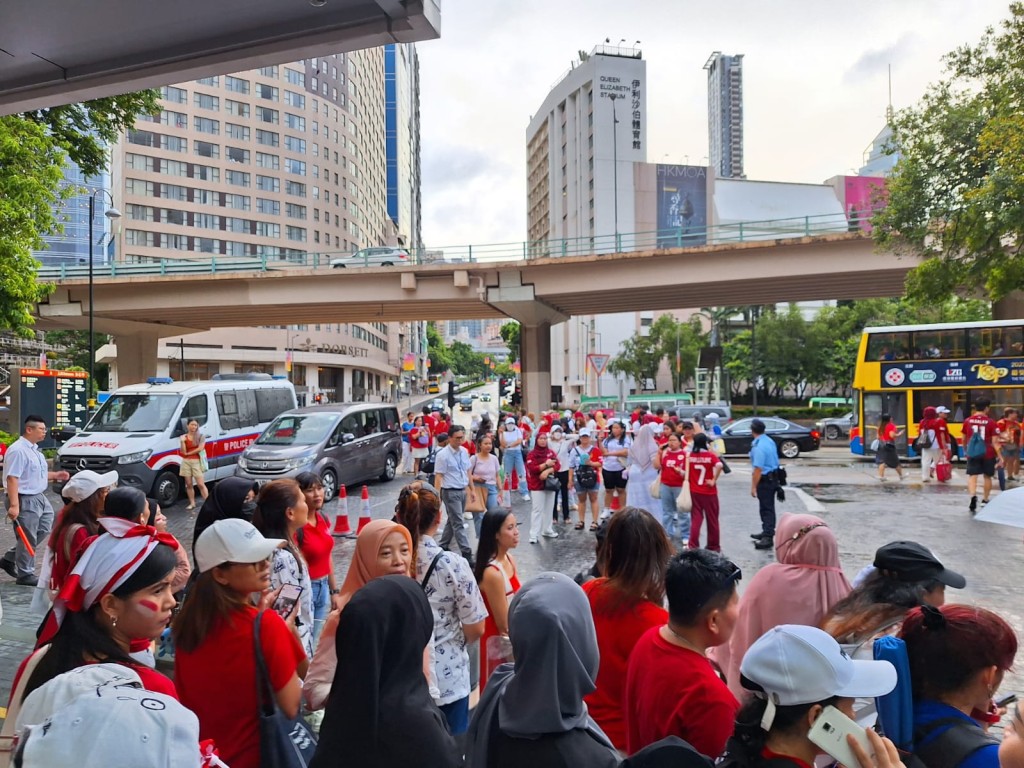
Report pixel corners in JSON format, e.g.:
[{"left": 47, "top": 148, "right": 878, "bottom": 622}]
[
  {"left": 505, "top": 417, "right": 516, "bottom": 424},
  {"left": 61, "top": 470, "right": 119, "bottom": 503},
  {"left": 194, "top": 518, "right": 285, "bottom": 573},
  {"left": 17, "top": 685, "right": 204, "bottom": 768},
  {"left": 17, "top": 663, "right": 143, "bottom": 731},
  {"left": 740, "top": 625, "right": 896, "bottom": 711},
  {"left": 936, "top": 406, "right": 951, "bottom": 414},
  {"left": 579, "top": 428, "right": 592, "bottom": 437}
]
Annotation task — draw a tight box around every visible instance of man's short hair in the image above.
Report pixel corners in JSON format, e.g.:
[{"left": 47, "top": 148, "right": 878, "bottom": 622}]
[
  {"left": 751, "top": 419, "right": 766, "bottom": 435},
  {"left": 665, "top": 549, "right": 741, "bottom": 627},
  {"left": 448, "top": 425, "right": 465, "bottom": 437},
  {"left": 24, "top": 414, "right": 46, "bottom": 429},
  {"left": 975, "top": 398, "right": 991, "bottom": 412}
]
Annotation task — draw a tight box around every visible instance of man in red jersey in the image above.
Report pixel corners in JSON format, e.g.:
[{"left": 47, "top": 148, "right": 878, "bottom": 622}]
[{"left": 962, "top": 397, "right": 1000, "bottom": 514}]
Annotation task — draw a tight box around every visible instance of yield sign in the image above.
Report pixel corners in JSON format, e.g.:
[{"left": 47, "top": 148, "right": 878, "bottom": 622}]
[{"left": 587, "top": 354, "right": 611, "bottom": 376}]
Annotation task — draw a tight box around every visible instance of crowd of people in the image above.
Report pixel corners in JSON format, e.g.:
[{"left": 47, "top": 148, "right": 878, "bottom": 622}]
[{"left": 0, "top": 407, "right": 1021, "bottom": 768}]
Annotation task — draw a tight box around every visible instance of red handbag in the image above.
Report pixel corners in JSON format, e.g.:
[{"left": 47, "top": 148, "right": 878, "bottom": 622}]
[{"left": 936, "top": 461, "right": 952, "bottom": 483}]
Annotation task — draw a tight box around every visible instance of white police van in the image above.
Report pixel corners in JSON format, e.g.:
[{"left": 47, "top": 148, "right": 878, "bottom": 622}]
[{"left": 57, "top": 374, "right": 296, "bottom": 505}]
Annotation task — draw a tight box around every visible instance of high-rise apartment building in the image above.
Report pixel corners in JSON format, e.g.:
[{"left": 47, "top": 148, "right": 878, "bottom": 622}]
[
  {"left": 101, "top": 48, "right": 424, "bottom": 403},
  {"left": 526, "top": 45, "right": 647, "bottom": 402},
  {"left": 385, "top": 43, "right": 422, "bottom": 250},
  {"left": 704, "top": 52, "right": 744, "bottom": 179},
  {"left": 33, "top": 163, "right": 116, "bottom": 268}
]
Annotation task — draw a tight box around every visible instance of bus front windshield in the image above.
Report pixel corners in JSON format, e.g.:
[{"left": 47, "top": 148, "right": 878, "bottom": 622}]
[{"left": 86, "top": 394, "right": 182, "bottom": 432}]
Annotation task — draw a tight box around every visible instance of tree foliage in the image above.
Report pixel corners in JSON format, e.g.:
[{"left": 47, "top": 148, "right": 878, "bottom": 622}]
[
  {"left": 43, "top": 330, "right": 110, "bottom": 390},
  {"left": 426, "top": 323, "right": 452, "bottom": 374},
  {"left": 0, "top": 90, "right": 160, "bottom": 336},
  {"left": 499, "top": 322, "right": 520, "bottom": 360},
  {"left": 873, "top": 4, "right": 1024, "bottom": 302},
  {"left": 609, "top": 314, "right": 708, "bottom": 390}
]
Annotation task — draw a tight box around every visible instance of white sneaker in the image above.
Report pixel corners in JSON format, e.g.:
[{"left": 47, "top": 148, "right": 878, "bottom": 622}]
[
  {"left": 463, "top": 512, "right": 473, "bottom": 520},
  {"left": 522, "top": 494, "right": 531, "bottom": 502},
  {"left": 542, "top": 529, "right": 559, "bottom": 538},
  {"left": 529, "top": 536, "right": 538, "bottom": 544}
]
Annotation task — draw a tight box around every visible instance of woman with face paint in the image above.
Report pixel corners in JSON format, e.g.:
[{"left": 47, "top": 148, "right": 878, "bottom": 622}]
[{"left": 12, "top": 517, "right": 180, "bottom": 709}]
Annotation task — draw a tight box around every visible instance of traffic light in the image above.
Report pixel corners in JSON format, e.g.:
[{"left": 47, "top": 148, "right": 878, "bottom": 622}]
[
  {"left": 447, "top": 380, "right": 456, "bottom": 409},
  {"left": 499, "top": 378, "right": 513, "bottom": 397}
]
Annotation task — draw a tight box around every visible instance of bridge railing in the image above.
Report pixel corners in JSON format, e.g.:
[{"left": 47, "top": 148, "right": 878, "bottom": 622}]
[{"left": 36, "top": 210, "right": 875, "bottom": 281}]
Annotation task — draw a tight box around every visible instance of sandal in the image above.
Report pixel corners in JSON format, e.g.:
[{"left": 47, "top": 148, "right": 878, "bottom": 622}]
[
  {"left": 589, "top": 522, "right": 599, "bottom": 531},
  {"left": 574, "top": 521, "right": 585, "bottom": 530}
]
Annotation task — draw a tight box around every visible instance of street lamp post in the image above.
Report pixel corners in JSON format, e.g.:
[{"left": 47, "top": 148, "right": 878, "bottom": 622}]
[
  {"left": 87, "top": 189, "right": 121, "bottom": 401},
  {"left": 608, "top": 93, "right": 620, "bottom": 250}
]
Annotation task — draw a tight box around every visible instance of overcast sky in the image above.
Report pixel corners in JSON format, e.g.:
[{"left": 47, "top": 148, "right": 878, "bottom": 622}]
[{"left": 416, "top": 0, "right": 1011, "bottom": 248}]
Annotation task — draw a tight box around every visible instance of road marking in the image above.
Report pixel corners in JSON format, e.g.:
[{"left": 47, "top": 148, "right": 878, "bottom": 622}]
[{"left": 791, "top": 486, "right": 826, "bottom": 513}]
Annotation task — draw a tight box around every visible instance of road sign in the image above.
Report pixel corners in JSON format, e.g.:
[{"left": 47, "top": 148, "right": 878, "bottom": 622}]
[{"left": 587, "top": 354, "right": 611, "bottom": 376}]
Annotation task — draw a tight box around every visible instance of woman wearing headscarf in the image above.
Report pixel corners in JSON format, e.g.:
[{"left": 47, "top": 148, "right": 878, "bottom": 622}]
[
  {"left": 310, "top": 575, "right": 461, "bottom": 768},
  {"left": 191, "top": 476, "right": 258, "bottom": 558},
  {"left": 467, "top": 572, "right": 620, "bottom": 768},
  {"left": 714, "top": 514, "right": 852, "bottom": 701},
  {"left": 304, "top": 519, "right": 414, "bottom": 711},
  {"left": 626, "top": 423, "right": 661, "bottom": 516}
]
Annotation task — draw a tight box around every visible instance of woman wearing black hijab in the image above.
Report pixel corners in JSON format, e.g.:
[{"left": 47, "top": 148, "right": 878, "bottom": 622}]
[
  {"left": 467, "top": 571, "right": 620, "bottom": 768},
  {"left": 310, "top": 575, "right": 461, "bottom": 768},
  {"left": 190, "top": 476, "right": 258, "bottom": 558}
]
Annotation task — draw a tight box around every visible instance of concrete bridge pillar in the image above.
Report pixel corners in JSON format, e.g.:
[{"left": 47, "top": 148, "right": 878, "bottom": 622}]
[
  {"left": 520, "top": 323, "right": 552, "bottom": 416},
  {"left": 110, "top": 331, "right": 161, "bottom": 387}
]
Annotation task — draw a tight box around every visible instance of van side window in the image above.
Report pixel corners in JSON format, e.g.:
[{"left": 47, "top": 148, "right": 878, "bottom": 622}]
[
  {"left": 216, "top": 392, "right": 240, "bottom": 431},
  {"left": 177, "top": 394, "right": 208, "bottom": 435},
  {"left": 256, "top": 388, "right": 293, "bottom": 422},
  {"left": 379, "top": 408, "right": 399, "bottom": 432},
  {"left": 236, "top": 389, "right": 258, "bottom": 428},
  {"left": 340, "top": 412, "right": 365, "bottom": 438}
]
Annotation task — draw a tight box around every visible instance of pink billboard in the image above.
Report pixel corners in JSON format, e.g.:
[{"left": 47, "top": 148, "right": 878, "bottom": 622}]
[{"left": 843, "top": 176, "right": 886, "bottom": 232}]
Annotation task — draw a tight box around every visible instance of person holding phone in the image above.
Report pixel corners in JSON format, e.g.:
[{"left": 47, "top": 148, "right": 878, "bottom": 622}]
[
  {"left": 173, "top": 518, "right": 307, "bottom": 768},
  {"left": 253, "top": 479, "right": 314, "bottom": 658},
  {"left": 719, "top": 624, "right": 899, "bottom": 768}
]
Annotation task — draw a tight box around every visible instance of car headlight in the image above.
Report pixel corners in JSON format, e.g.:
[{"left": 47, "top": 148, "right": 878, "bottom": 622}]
[
  {"left": 282, "top": 455, "right": 314, "bottom": 470},
  {"left": 118, "top": 450, "right": 152, "bottom": 465},
  {"left": 236, "top": 456, "right": 249, "bottom": 470}
]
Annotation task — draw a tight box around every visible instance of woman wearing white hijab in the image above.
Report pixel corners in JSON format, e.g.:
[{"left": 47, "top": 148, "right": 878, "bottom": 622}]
[
  {"left": 625, "top": 423, "right": 662, "bottom": 517},
  {"left": 467, "top": 572, "right": 619, "bottom": 768}
]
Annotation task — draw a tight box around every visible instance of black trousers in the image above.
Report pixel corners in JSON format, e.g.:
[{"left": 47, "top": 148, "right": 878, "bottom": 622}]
[
  {"left": 756, "top": 475, "right": 777, "bottom": 536},
  {"left": 551, "top": 470, "right": 571, "bottom": 521}
]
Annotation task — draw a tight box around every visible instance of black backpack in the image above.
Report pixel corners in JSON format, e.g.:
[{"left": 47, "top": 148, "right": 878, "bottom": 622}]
[
  {"left": 575, "top": 461, "right": 598, "bottom": 489},
  {"left": 420, "top": 447, "right": 437, "bottom": 475},
  {"left": 907, "top": 716, "right": 998, "bottom": 768}
]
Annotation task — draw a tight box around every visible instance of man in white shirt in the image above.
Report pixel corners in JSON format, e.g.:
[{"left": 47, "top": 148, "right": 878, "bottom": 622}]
[{"left": 435, "top": 426, "right": 474, "bottom": 564}]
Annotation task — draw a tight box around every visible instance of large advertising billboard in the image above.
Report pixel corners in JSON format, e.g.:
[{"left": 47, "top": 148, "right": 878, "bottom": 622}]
[{"left": 656, "top": 164, "right": 708, "bottom": 247}]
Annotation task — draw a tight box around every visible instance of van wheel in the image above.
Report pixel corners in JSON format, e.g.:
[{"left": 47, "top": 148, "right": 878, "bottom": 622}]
[
  {"left": 380, "top": 453, "right": 397, "bottom": 482},
  {"left": 153, "top": 470, "right": 181, "bottom": 507},
  {"left": 320, "top": 469, "right": 338, "bottom": 502}
]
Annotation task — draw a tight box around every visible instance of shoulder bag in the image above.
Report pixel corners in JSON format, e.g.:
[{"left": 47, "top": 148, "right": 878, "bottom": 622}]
[
  {"left": 254, "top": 611, "right": 318, "bottom": 768},
  {"left": 0, "top": 645, "right": 49, "bottom": 768},
  {"left": 465, "top": 457, "right": 487, "bottom": 514},
  {"left": 676, "top": 456, "right": 693, "bottom": 513}
]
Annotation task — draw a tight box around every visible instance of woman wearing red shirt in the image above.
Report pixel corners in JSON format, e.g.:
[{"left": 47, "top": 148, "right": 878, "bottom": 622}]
[
  {"left": 582, "top": 507, "right": 672, "bottom": 751},
  {"left": 876, "top": 414, "right": 904, "bottom": 481},
  {"left": 174, "top": 519, "right": 308, "bottom": 768},
  {"left": 686, "top": 433, "right": 724, "bottom": 552},
  {"left": 46, "top": 470, "right": 118, "bottom": 592},
  {"left": 658, "top": 433, "right": 690, "bottom": 544},
  {"left": 296, "top": 472, "right": 341, "bottom": 645},
  {"left": 525, "top": 433, "right": 558, "bottom": 544},
  {"left": 410, "top": 416, "right": 432, "bottom": 475}
]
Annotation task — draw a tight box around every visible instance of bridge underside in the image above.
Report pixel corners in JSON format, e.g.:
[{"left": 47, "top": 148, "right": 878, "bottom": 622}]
[{"left": 0, "top": 0, "right": 439, "bottom": 114}]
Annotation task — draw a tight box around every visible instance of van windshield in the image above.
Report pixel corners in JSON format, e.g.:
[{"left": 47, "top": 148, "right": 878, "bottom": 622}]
[
  {"left": 85, "top": 394, "right": 182, "bottom": 433},
  {"left": 257, "top": 413, "right": 339, "bottom": 446}
]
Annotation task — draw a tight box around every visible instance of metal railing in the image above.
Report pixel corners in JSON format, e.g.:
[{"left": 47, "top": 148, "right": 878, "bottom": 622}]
[{"left": 36, "top": 210, "right": 874, "bottom": 282}]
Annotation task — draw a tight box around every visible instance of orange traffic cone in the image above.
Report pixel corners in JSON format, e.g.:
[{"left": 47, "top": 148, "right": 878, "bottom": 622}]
[
  {"left": 332, "top": 485, "right": 353, "bottom": 537},
  {"left": 356, "top": 485, "right": 372, "bottom": 534},
  {"left": 503, "top": 474, "right": 512, "bottom": 509}
]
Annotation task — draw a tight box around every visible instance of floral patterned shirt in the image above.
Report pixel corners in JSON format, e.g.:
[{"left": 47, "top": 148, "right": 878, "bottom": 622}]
[
  {"left": 270, "top": 548, "right": 314, "bottom": 659},
  {"left": 417, "top": 535, "right": 488, "bottom": 705}
]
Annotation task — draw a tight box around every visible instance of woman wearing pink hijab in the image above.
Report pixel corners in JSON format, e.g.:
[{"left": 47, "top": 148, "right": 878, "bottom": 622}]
[
  {"left": 715, "top": 513, "right": 851, "bottom": 701},
  {"left": 304, "top": 519, "right": 414, "bottom": 710}
]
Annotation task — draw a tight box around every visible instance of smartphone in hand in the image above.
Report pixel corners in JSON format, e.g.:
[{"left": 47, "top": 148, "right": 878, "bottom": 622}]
[
  {"left": 272, "top": 583, "right": 303, "bottom": 620},
  {"left": 808, "top": 705, "right": 874, "bottom": 768}
]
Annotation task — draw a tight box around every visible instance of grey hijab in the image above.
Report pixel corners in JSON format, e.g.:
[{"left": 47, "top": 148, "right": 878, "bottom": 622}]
[{"left": 467, "top": 572, "right": 616, "bottom": 767}]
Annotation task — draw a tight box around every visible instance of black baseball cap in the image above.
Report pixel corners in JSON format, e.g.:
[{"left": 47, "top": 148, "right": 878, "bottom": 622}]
[{"left": 873, "top": 541, "right": 966, "bottom": 589}]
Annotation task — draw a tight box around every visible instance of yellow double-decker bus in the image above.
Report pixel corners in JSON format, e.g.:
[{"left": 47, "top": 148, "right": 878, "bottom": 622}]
[
  {"left": 851, "top": 319, "right": 1024, "bottom": 457},
  {"left": 427, "top": 375, "right": 441, "bottom": 394}
]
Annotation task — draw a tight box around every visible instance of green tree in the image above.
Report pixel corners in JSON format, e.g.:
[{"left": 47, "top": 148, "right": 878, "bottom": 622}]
[
  {"left": 608, "top": 333, "right": 661, "bottom": 389},
  {"left": 648, "top": 315, "right": 707, "bottom": 391},
  {"left": 499, "top": 322, "right": 520, "bottom": 360},
  {"left": 425, "top": 323, "right": 452, "bottom": 374},
  {"left": 43, "top": 330, "right": 111, "bottom": 391},
  {"left": 448, "top": 341, "right": 488, "bottom": 379},
  {"left": 873, "top": 4, "right": 1024, "bottom": 306},
  {"left": 1, "top": 91, "right": 160, "bottom": 336}
]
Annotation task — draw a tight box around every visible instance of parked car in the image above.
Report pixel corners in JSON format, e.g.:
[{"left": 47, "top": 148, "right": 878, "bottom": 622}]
[
  {"left": 235, "top": 403, "right": 402, "bottom": 501},
  {"left": 459, "top": 396, "right": 473, "bottom": 412},
  {"left": 816, "top": 411, "right": 854, "bottom": 441},
  {"left": 330, "top": 247, "right": 410, "bottom": 268},
  {"left": 680, "top": 404, "right": 733, "bottom": 425},
  {"left": 719, "top": 417, "right": 820, "bottom": 459}
]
